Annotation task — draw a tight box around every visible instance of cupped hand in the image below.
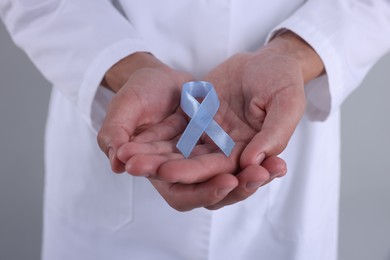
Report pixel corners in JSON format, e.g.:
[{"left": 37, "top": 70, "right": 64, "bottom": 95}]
[
  {"left": 97, "top": 52, "right": 191, "bottom": 173},
  {"left": 209, "top": 50, "right": 306, "bottom": 169}
]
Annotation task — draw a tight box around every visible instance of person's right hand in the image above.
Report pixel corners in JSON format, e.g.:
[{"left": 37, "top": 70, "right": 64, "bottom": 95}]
[{"left": 97, "top": 52, "right": 191, "bottom": 173}]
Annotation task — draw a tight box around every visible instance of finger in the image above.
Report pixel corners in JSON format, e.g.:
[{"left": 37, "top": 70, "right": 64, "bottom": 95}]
[
  {"left": 97, "top": 90, "right": 143, "bottom": 173},
  {"left": 119, "top": 142, "right": 222, "bottom": 177},
  {"left": 117, "top": 140, "right": 179, "bottom": 163},
  {"left": 97, "top": 126, "right": 132, "bottom": 173},
  {"left": 241, "top": 87, "right": 305, "bottom": 168},
  {"left": 156, "top": 144, "right": 243, "bottom": 184},
  {"left": 205, "top": 164, "right": 270, "bottom": 210},
  {"left": 125, "top": 153, "right": 182, "bottom": 177},
  {"left": 262, "top": 156, "right": 287, "bottom": 179},
  {"left": 260, "top": 156, "right": 287, "bottom": 186},
  {"left": 206, "top": 156, "right": 287, "bottom": 210},
  {"left": 132, "top": 113, "right": 188, "bottom": 143},
  {"left": 149, "top": 173, "right": 238, "bottom": 212}
]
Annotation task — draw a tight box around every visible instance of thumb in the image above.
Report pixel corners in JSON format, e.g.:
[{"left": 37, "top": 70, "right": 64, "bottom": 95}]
[
  {"left": 240, "top": 86, "right": 305, "bottom": 168},
  {"left": 97, "top": 89, "right": 142, "bottom": 173}
]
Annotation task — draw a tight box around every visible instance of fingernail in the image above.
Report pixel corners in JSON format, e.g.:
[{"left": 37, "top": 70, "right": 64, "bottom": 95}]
[
  {"left": 217, "top": 187, "right": 234, "bottom": 198},
  {"left": 274, "top": 169, "right": 287, "bottom": 178},
  {"left": 108, "top": 148, "right": 115, "bottom": 160},
  {"left": 246, "top": 181, "right": 264, "bottom": 190},
  {"left": 256, "top": 153, "right": 265, "bottom": 165}
]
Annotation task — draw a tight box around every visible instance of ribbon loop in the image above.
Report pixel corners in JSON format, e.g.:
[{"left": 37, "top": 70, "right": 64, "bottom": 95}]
[{"left": 176, "top": 81, "right": 235, "bottom": 158}]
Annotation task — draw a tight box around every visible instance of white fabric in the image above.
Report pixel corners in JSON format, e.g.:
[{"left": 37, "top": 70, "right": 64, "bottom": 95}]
[{"left": 1, "top": 0, "right": 390, "bottom": 259}]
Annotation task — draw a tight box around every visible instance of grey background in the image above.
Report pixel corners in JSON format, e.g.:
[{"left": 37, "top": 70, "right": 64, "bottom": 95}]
[{"left": 0, "top": 21, "right": 389, "bottom": 259}]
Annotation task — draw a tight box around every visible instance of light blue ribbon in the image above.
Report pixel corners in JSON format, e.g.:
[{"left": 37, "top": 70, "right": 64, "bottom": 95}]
[{"left": 176, "top": 81, "right": 235, "bottom": 158}]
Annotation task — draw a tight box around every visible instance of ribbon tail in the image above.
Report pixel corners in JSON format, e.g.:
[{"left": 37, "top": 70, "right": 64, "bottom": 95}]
[{"left": 205, "top": 120, "right": 235, "bottom": 156}]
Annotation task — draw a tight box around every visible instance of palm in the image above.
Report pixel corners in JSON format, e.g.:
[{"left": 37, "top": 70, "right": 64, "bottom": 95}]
[
  {"left": 117, "top": 68, "right": 189, "bottom": 133},
  {"left": 98, "top": 66, "right": 190, "bottom": 172},
  {"left": 208, "top": 51, "right": 305, "bottom": 164}
]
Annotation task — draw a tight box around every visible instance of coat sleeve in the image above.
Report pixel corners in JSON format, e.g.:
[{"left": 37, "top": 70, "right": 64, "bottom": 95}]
[
  {"left": 0, "top": 0, "right": 151, "bottom": 128},
  {"left": 267, "top": 0, "right": 390, "bottom": 121}
]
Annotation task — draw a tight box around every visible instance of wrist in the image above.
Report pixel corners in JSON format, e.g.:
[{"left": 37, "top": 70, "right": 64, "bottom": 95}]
[
  {"left": 264, "top": 31, "right": 324, "bottom": 83},
  {"left": 102, "top": 52, "right": 166, "bottom": 92}
]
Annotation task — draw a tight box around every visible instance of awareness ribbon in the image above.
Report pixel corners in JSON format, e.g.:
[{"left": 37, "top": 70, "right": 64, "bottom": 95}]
[{"left": 176, "top": 81, "right": 235, "bottom": 158}]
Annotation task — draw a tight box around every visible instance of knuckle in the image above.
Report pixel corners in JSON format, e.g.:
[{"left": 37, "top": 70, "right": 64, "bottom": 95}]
[
  {"left": 96, "top": 129, "right": 105, "bottom": 146},
  {"left": 162, "top": 193, "right": 192, "bottom": 212},
  {"left": 97, "top": 129, "right": 111, "bottom": 154},
  {"left": 205, "top": 205, "right": 221, "bottom": 211},
  {"left": 203, "top": 196, "right": 220, "bottom": 207},
  {"left": 234, "top": 187, "right": 255, "bottom": 202},
  {"left": 233, "top": 193, "right": 250, "bottom": 203},
  {"left": 274, "top": 136, "right": 288, "bottom": 155},
  {"left": 168, "top": 200, "right": 191, "bottom": 212}
]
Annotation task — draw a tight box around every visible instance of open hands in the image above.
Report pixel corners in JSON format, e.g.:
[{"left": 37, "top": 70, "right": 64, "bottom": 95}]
[
  {"left": 113, "top": 51, "right": 306, "bottom": 210},
  {"left": 98, "top": 32, "right": 323, "bottom": 211}
]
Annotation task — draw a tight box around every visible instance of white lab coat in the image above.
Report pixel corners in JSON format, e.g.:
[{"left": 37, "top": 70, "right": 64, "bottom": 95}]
[{"left": 1, "top": 0, "right": 390, "bottom": 259}]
